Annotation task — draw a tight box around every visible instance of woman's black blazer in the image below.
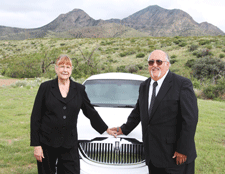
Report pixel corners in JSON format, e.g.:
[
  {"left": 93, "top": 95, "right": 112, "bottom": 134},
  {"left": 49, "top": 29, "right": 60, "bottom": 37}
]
[{"left": 30, "top": 78, "right": 108, "bottom": 148}]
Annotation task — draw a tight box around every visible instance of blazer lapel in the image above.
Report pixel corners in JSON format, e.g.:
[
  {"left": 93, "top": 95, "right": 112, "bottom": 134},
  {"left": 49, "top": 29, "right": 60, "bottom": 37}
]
[
  {"left": 65, "top": 79, "right": 77, "bottom": 103},
  {"left": 149, "top": 71, "right": 173, "bottom": 122},
  {"left": 50, "top": 78, "right": 77, "bottom": 104},
  {"left": 141, "top": 78, "right": 151, "bottom": 123},
  {"left": 51, "top": 78, "right": 66, "bottom": 103}
]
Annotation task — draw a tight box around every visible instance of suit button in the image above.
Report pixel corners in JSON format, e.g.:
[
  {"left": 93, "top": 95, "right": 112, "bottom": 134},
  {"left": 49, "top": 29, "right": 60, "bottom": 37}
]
[
  {"left": 63, "top": 106, "right": 66, "bottom": 110},
  {"left": 63, "top": 115, "right": 66, "bottom": 119}
]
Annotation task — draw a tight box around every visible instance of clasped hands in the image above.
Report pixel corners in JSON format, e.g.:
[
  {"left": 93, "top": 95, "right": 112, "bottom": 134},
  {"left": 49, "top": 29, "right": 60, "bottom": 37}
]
[
  {"left": 106, "top": 127, "right": 123, "bottom": 138},
  {"left": 107, "top": 127, "right": 187, "bottom": 165}
]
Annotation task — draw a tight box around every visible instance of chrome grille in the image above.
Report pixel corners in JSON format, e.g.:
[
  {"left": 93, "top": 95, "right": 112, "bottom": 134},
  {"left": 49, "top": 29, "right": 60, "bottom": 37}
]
[{"left": 79, "top": 142, "right": 145, "bottom": 164}]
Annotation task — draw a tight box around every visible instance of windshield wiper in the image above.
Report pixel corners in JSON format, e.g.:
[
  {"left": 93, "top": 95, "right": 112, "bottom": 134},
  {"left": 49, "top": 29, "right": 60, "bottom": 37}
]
[
  {"left": 92, "top": 104, "right": 100, "bottom": 107},
  {"left": 115, "top": 105, "right": 134, "bottom": 108}
]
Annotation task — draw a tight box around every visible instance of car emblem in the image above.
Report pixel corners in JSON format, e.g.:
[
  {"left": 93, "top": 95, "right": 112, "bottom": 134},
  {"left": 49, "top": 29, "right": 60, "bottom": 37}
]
[{"left": 115, "top": 141, "right": 120, "bottom": 151}]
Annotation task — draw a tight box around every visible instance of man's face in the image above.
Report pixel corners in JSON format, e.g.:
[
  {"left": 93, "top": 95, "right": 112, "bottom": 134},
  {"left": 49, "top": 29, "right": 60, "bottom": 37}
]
[{"left": 148, "top": 50, "right": 170, "bottom": 81}]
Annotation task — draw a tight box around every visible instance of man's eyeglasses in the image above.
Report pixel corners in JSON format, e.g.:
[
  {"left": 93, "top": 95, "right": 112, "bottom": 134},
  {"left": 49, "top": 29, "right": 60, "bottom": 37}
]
[{"left": 148, "top": 60, "right": 167, "bottom": 66}]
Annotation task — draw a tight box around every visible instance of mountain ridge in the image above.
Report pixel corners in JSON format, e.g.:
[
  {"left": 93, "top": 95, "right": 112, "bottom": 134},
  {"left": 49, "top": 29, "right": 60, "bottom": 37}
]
[{"left": 0, "top": 5, "right": 224, "bottom": 40}]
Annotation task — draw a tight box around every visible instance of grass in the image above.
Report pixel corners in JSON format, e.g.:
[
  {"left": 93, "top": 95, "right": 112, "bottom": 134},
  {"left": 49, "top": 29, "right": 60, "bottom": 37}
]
[{"left": 0, "top": 84, "right": 224, "bottom": 173}]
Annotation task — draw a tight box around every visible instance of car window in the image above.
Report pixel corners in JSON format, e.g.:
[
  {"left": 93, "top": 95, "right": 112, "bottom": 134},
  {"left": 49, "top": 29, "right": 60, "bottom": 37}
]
[{"left": 84, "top": 79, "right": 142, "bottom": 107}]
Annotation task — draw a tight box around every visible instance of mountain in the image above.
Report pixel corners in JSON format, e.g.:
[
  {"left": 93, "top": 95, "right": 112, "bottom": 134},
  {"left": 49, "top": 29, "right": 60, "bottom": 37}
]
[{"left": 0, "top": 5, "right": 224, "bottom": 40}]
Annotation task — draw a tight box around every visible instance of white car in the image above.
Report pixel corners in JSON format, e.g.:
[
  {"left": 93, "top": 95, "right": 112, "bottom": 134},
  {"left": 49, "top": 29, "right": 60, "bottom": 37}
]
[{"left": 77, "top": 72, "right": 149, "bottom": 174}]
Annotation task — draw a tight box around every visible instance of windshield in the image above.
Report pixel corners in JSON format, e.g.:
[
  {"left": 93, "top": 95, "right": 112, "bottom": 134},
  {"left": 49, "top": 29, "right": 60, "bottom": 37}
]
[{"left": 84, "top": 79, "right": 143, "bottom": 107}]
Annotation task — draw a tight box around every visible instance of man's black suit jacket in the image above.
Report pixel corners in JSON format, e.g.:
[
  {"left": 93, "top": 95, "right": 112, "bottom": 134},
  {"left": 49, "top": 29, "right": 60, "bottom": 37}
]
[
  {"left": 121, "top": 71, "right": 198, "bottom": 168},
  {"left": 30, "top": 78, "right": 108, "bottom": 148}
]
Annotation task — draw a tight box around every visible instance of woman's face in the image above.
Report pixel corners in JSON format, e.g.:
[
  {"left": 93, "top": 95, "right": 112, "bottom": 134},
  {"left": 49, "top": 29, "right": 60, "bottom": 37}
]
[{"left": 55, "top": 63, "right": 72, "bottom": 80}]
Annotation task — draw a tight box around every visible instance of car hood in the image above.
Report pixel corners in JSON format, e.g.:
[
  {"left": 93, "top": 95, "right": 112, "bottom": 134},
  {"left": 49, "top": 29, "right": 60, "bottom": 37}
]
[{"left": 77, "top": 107, "right": 142, "bottom": 142}]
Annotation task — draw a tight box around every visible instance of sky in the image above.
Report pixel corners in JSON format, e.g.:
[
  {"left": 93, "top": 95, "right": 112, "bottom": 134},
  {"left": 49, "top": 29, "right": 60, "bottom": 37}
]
[{"left": 0, "top": 0, "right": 225, "bottom": 33}]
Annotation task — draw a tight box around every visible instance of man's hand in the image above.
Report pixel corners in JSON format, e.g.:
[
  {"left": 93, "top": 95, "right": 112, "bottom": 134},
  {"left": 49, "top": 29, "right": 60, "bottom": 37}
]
[
  {"left": 34, "top": 146, "right": 45, "bottom": 162},
  {"left": 172, "top": 151, "right": 187, "bottom": 165},
  {"left": 106, "top": 128, "right": 118, "bottom": 138},
  {"left": 109, "top": 127, "right": 123, "bottom": 136}
]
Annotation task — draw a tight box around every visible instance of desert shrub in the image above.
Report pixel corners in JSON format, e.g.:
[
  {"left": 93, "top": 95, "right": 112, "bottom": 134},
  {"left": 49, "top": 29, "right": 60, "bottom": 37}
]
[
  {"left": 191, "top": 78, "right": 201, "bottom": 89},
  {"left": 173, "top": 39, "right": 182, "bottom": 45},
  {"left": 130, "top": 39, "right": 136, "bottom": 43},
  {"left": 116, "top": 65, "right": 126, "bottom": 72},
  {"left": 195, "top": 49, "right": 213, "bottom": 58},
  {"left": 216, "top": 44, "right": 222, "bottom": 48},
  {"left": 192, "top": 51, "right": 198, "bottom": 56},
  {"left": 60, "top": 43, "right": 66, "bottom": 46},
  {"left": 192, "top": 57, "right": 225, "bottom": 80},
  {"left": 185, "top": 59, "right": 195, "bottom": 68},
  {"left": 125, "top": 65, "right": 139, "bottom": 73},
  {"left": 199, "top": 39, "right": 211, "bottom": 45},
  {"left": 119, "top": 52, "right": 127, "bottom": 57},
  {"left": 11, "top": 78, "right": 44, "bottom": 88},
  {"left": 136, "top": 53, "right": 145, "bottom": 58},
  {"left": 137, "top": 64, "right": 143, "bottom": 70},
  {"left": 170, "top": 55, "right": 177, "bottom": 59},
  {"left": 219, "top": 53, "right": 225, "bottom": 58},
  {"left": 126, "top": 49, "right": 136, "bottom": 55},
  {"left": 189, "top": 45, "right": 199, "bottom": 52},
  {"left": 206, "top": 45, "right": 213, "bottom": 50},
  {"left": 203, "top": 85, "right": 217, "bottom": 99},
  {"left": 170, "top": 59, "right": 177, "bottom": 64},
  {"left": 178, "top": 42, "right": 187, "bottom": 47},
  {"left": 203, "top": 78, "right": 225, "bottom": 99}
]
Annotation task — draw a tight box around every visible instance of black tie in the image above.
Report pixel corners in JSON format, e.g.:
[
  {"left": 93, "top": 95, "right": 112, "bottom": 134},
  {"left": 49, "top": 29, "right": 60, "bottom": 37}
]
[{"left": 149, "top": 81, "right": 158, "bottom": 117}]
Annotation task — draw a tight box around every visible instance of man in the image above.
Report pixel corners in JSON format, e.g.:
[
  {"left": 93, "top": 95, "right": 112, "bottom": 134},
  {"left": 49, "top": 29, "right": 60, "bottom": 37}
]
[{"left": 111, "top": 50, "right": 198, "bottom": 174}]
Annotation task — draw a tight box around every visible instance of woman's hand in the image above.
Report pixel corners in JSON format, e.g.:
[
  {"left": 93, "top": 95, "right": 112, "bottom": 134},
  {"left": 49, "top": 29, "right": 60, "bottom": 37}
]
[
  {"left": 106, "top": 128, "right": 118, "bottom": 138},
  {"left": 109, "top": 127, "right": 123, "bottom": 136},
  {"left": 34, "top": 146, "right": 45, "bottom": 162}
]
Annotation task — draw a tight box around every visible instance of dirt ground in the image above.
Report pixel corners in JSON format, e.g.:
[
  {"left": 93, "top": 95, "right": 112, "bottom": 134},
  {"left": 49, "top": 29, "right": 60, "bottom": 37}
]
[{"left": 0, "top": 79, "right": 18, "bottom": 86}]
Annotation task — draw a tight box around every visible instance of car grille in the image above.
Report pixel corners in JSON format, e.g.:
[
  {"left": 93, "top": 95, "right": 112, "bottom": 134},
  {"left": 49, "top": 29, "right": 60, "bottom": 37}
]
[{"left": 79, "top": 142, "right": 145, "bottom": 165}]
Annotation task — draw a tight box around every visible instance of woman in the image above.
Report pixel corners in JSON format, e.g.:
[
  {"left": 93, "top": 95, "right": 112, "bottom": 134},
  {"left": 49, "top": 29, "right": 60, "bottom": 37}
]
[{"left": 30, "top": 55, "right": 117, "bottom": 174}]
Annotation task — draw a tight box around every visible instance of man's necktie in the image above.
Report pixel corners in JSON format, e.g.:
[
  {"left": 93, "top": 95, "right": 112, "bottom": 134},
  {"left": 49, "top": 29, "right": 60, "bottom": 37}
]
[{"left": 149, "top": 81, "right": 158, "bottom": 117}]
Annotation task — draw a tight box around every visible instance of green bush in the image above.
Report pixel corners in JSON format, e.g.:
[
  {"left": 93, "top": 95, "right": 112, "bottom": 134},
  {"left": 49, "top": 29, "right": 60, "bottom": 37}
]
[
  {"left": 125, "top": 65, "right": 139, "bottom": 73},
  {"left": 189, "top": 44, "right": 199, "bottom": 52},
  {"left": 203, "top": 85, "right": 217, "bottom": 99},
  {"left": 192, "top": 57, "right": 225, "bottom": 80},
  {"left": 185, "top": 59, "right": 195, "bottom": 68},
  {"left": 170, "top": 55, "right": 177, "bottom": 59},
  {"left": 119, "top": 52, "right": 127, "bottom": 57},
  {"left": 206, "top": 45, "right": 213, "bottom": 50},
  {"left": 192, "top": 79, "right": 201, "bottom": 89},
  {"left": 203, "top": 79, "right": 225, "bottom": 99},
  {"left": 137, "top": 64, "right": 143, "bottom": 70},
  {"left": 170, "top": 59, "right": 177, "bottom": 64},
  {"left": 136, "top": 53, "right": 145, "bottom": 58},
  {"left": 195, "top": 49, "right": 213, "bottom": 58},
  {"left": 199, "top": 39, "right": 211, "bottom": 45},
  {"left": 219, "top": 53, "right": 225, "bottom": 58},
  {"left": 178, "top": 42, "right": 187, "bottom": 47},
  {"left": 116, "top": 65, "right": 126, "bottom": 72},
  {"left": 173, "top": 39, "right": 182, "bottom": 45}
]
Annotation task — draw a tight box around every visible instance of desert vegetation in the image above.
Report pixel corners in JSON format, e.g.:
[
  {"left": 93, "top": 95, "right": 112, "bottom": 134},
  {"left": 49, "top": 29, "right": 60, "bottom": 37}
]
[{"left": 0, "top": 35, "right": 225, "bottom": 100}]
